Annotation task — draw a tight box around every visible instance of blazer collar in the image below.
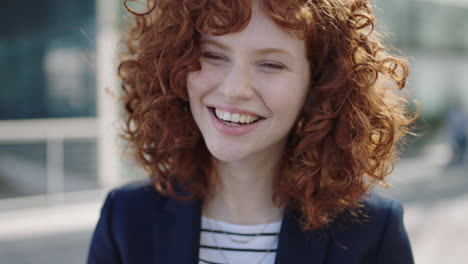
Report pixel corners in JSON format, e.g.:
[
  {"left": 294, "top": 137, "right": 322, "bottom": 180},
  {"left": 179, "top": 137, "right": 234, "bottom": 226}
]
[
  {"left": 163, "top": 198, "right": 330, "bottom": 264},
  {"left": 164, "top": 197, "right": 202, "bottom": 264},
  {"left": 275, "top": 208, "right": 330, "bottom": 264}
]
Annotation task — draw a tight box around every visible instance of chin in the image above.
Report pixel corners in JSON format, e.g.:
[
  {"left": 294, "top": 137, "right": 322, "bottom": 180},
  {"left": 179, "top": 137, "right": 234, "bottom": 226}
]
[{"left": 205, "top": 142, "right": 251, "bottom": 162}]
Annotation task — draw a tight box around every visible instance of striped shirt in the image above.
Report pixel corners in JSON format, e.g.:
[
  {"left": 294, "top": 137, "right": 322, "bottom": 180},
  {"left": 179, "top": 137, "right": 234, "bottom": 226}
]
[{"left": 199, "top": 216, "right": 282, "bottom": 264}]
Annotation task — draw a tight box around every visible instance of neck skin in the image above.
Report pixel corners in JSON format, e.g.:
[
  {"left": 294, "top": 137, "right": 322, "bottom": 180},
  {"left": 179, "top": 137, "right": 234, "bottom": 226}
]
[{"left": 202, "top": 141, "right": 286, "bottom": 225}]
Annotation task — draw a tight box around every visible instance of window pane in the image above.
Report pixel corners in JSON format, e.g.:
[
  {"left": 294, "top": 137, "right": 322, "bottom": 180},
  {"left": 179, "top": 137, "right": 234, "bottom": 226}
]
[{"left": 0, "top": 0, "right": 96, "bottom": 120}]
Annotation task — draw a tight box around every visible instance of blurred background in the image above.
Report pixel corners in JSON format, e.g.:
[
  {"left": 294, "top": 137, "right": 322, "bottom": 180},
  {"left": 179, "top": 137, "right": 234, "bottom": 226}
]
[{"left": 0, "top": 0, "right": 467, "bottom": 263}]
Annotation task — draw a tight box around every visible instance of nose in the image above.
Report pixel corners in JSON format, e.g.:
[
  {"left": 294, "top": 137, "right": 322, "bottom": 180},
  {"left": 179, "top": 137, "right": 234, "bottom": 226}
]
[{"left": 218, "top": 64, "right": 255, "bottom": 100}]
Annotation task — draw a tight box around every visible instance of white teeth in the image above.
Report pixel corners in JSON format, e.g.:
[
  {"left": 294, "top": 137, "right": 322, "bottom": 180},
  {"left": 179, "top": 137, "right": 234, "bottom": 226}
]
[
  {"left": 223, "top": 111, "right": 231, "bottom": 120},
  {"left": 239, "top": 115, "right": 246, "bottom": 123},
  {"left": 231, "top": 113, "right": 240, "bottom": 123},
  {"left": 214, "top": 108, "right": 259, "bottom": 124}
]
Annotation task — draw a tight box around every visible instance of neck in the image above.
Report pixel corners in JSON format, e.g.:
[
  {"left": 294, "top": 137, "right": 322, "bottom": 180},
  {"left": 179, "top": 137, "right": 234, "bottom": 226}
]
[{"left": 203, "top": 144, "right": 285, "bottom": 225}]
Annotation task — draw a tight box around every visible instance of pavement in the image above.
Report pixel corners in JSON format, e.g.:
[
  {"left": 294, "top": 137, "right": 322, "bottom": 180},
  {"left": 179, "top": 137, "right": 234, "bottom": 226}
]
[
  {"left": 0, "top": 190, "right": 104, "bottom": 264},
  {"left": 0, "top": 143, "right": 467, "bottom": 264}
]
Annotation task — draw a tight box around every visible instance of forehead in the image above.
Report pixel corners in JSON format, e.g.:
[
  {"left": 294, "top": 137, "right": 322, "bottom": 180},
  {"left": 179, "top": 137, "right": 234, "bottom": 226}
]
[{"left": 200, "top": 5, "right": 306, "bottom": 57}]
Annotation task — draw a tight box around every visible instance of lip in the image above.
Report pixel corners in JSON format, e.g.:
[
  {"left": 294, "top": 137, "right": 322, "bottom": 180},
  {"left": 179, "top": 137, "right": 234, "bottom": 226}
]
[{"left": 207, "top": 106, "right": 264, "bottom": 136}]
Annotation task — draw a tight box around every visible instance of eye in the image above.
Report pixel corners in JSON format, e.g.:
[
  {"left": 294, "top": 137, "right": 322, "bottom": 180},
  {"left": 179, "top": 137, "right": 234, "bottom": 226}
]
[
  {"left": 259, "top": 61, "right": 287, "bottom": 70},
  {"left": 262, "top": 62, "right": 284, "bottom": 69},
  {"left": 201, "top": 52, "right": 226, "bottom": 61}
]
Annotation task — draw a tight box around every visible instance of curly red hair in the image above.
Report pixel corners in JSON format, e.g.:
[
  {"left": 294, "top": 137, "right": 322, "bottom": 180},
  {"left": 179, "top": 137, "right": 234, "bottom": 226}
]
[{"left": 119, "top": 0, "right": 417, "bottom": 230}]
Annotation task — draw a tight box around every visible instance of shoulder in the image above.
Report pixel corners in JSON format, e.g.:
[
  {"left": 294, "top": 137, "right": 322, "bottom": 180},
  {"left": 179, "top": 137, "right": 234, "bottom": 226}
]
[
  {"left": 325, "top": 192, "right": 413, "bottom": 263},
  {"left": 360, "top": 192, "right": 404, "bottom": 223},
  {"left": 329, "top": 192, "right": 403, "bottom": 233},
  {"left": 330, "top": 192, "right": 403, "bottom": 230},
  {"left": 331, "top": 192, "right": 406, "bottom": 238},
  {"left": 362, "top": 193, "right": 413, "bottom": 263},
  {"left": 88, "top": 181, "right": 184, "bottom": 263},
  {"left": 106, "top": 180, "right": 166, "bottom": 204},
  {"left": 101, "top": 180, "right": 171, "bottom": 225}
]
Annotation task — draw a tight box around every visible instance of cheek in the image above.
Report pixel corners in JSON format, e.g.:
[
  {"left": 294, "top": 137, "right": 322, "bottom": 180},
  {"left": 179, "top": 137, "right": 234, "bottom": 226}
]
[
  {"left": 187, "top": 63, "right": 223, "bottom": 96},
  {"left": 260, "top": 78, "right": 308, "bottom": 118},
  {"left": 187, "top": 72, "right": 202, "bottom": 99},
  {"left": 187, "top": 72, "right": 204, "bottom": 125},
  {"left": 273, "top": 94, "right": 305, "bottom": 125}
]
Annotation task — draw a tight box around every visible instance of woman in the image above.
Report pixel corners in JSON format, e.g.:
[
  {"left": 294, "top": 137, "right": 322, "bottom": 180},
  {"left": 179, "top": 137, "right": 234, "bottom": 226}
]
[{"left": 88, "top": 0, "right": 416, "bottom": 263}]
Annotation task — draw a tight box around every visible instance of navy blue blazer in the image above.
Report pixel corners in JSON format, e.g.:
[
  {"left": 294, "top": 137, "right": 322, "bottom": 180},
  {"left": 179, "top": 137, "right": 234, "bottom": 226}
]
[{"left": 87, "top": 181, "right": 414, "bottom": 264}]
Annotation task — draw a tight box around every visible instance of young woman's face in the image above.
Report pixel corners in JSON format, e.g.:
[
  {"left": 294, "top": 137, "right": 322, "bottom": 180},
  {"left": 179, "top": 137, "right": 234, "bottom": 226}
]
[{"left": 187, "top": 6, "right": 310, "bottom": 162}]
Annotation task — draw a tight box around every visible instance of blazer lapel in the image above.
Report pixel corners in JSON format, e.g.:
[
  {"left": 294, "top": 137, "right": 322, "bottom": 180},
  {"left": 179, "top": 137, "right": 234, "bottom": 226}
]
[
  {"left": 274, "top": 209, "right": 330, "bottom": 264},
  {"left": 159, "top": 197, "right": 330, "bottom": 264},
  {"left": 163, "top": 197, "right": 202, "bottom": 264}
]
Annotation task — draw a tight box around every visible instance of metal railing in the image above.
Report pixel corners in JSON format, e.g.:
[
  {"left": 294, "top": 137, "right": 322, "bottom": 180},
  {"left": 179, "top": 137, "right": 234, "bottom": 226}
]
[{"left": 0, "top": 118, "right": 98, "bottom": 203}]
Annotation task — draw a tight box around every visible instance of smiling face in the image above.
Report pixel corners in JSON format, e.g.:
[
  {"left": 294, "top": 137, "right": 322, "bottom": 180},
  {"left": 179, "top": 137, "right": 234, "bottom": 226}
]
[{"left": 187, "top": 5, "right": 310, "bottom": 163}]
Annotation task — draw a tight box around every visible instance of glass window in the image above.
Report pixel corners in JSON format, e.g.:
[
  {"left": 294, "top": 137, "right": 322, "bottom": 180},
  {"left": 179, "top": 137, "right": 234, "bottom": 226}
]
[{"left": 0, "top": 0, "right": 96, "bottom": 120}]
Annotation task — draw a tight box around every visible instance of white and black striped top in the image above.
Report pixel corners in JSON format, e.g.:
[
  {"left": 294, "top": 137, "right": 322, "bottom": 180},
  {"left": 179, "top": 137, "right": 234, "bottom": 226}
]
[{"left": 199, "top": 216, "right": 282, "bottom": 264}]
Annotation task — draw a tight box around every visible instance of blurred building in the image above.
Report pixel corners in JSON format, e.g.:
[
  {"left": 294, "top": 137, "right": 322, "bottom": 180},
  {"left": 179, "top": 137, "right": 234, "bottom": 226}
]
[
  {"left": 0, "top": 0, "right": 96, "bottom": 120},
  {"left": 0, "top": 0, "right": 124, "bottom": 201},
  {"left": 0, "top": 0, "right": 467, "bottom": 263},
  {"left": 377, "top": 0, "right": 468, "bottom": 119},
  {"left": 0, "top": 0, "right": 466, "bottom": 199}
]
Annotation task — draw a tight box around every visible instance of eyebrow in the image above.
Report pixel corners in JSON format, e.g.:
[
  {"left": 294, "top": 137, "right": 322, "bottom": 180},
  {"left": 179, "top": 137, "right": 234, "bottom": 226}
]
[
  {"left": 201, "top": 39, "right": 231, "bottom": 51},
  {"left": 255, "top": 48, "right": 294, "bottom": 57},
  {"left": 201, "top": 38, "right": 294, "bottom": 58}
]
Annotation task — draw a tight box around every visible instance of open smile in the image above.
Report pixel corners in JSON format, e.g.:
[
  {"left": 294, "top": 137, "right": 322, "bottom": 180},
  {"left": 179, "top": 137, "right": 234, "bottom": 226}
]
[{"left": 207, "top": 106, "right": 265, "bottom": 136}]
